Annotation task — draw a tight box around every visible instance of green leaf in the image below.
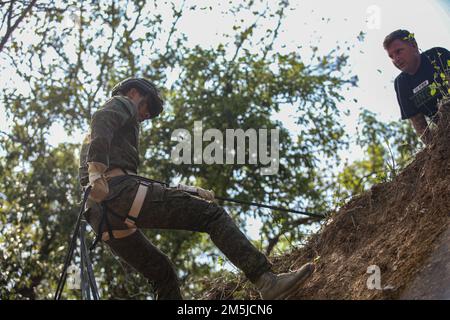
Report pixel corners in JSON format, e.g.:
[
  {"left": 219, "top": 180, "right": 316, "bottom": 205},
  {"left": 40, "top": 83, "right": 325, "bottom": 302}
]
[{"left": 430, "top": 88, "right": 437, "bottom": 96}]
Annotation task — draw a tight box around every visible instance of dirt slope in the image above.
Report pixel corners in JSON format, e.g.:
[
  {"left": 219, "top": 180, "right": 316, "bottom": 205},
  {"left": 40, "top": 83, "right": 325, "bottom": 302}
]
[{"left": 203, "top": 99, "right": 450, "bottom": 300}]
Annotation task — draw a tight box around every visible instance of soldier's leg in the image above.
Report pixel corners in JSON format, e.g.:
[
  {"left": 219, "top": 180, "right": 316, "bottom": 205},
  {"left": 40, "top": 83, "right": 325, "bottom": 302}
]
[
  {"left": 105, "top": 229, "right": 182, "bottom": 300},
  {"left": 133, "top": 184, "right": 272, "bottom": 283}
]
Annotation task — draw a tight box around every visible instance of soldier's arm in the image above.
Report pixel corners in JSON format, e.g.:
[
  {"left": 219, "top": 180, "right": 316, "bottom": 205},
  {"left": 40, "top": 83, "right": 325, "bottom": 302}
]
[
  {"left": 409, "top": 113, "right": 432, "bottom": 145},
  {"left": 87, "top": 98, "right": 136, "bottom": 167}
]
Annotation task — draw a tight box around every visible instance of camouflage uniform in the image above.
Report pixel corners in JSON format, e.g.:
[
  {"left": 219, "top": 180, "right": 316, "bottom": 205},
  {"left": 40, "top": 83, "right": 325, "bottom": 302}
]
[{"left": 79, "top": 96, "right": 272, "bottom": 299}]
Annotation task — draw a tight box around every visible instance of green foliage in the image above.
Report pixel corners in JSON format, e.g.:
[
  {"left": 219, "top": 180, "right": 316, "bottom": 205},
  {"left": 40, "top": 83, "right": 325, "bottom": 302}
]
[{"left": 428, "top": 50, "right": 450, "bottom": 99}]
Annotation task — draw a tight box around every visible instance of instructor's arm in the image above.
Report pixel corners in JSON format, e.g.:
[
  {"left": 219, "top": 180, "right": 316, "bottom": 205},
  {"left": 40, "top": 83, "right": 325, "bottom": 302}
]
[{"left": 410, "top": 113, "right": 431, "bottom": 145}]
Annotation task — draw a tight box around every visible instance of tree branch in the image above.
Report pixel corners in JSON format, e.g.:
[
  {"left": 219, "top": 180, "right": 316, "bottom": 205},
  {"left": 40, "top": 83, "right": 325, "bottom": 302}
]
[{"left": 0, "top": 0, "right": 38, "bottom": 53}]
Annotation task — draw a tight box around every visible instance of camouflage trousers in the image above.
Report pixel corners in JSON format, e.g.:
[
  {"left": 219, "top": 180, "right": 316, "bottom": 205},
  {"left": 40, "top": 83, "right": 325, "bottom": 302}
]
[{"left": 83, "top": 175, "right": 272, "bottom": 299}]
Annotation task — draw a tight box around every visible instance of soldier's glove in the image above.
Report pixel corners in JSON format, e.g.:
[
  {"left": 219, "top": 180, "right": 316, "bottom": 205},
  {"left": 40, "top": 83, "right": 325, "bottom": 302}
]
[
  {"left": 175, "top": 184, "right": 215, "bottom": 201},
  {"left": 196, "top": 187, "right": 215, "bottom": 201},
  {"left": 87, "top": 162, "right": 109, "bottom": 203}
]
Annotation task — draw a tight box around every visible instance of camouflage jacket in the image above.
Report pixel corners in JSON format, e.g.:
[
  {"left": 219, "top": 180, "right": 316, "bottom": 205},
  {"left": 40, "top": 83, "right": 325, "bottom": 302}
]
[{"left": 79, "top": 96, "right": 139, "bottom": 186}]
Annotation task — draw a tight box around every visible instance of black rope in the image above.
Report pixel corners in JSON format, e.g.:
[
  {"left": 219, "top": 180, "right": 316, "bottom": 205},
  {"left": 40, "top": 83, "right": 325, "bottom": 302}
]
[
  {"left": 89, "top": 213, "right": 104, "bottom": 251},
  {"left": 79, "top": 222, "right": 88, "bottom": 299},
  {"left": 214, "top": 196, "right": 326, "bottom": 219},
  {"left": 80, "top": 221, "right": 99, "bottom": 300}
]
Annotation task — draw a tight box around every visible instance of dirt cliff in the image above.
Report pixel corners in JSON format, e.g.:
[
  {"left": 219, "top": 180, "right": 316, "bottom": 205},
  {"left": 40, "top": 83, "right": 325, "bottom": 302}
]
[{"left": 203, "top": 99, "right": 450, "bottom": 300}]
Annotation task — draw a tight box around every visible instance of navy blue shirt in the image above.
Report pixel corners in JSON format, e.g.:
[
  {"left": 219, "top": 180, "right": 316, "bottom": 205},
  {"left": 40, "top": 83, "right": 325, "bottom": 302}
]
[{"left": 394, "top": 47, "right": 450, "bottom": 121}]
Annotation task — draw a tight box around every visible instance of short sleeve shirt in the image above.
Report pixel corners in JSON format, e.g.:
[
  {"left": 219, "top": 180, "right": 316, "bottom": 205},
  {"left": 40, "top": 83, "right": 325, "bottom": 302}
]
[{"left": 394, "top": 47, "right": 450, "bottom": 121}]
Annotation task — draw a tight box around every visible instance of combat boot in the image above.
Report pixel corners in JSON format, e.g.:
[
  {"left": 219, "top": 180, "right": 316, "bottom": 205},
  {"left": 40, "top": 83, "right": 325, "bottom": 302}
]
[{"left": 254, "top": 262, "right": 315, "bottom": 300}]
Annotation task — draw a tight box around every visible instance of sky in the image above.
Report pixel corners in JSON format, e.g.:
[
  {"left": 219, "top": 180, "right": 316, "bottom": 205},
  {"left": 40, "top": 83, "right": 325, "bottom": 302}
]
[{"left": 1, "top": 0, "right": 449, "bottom": 239}]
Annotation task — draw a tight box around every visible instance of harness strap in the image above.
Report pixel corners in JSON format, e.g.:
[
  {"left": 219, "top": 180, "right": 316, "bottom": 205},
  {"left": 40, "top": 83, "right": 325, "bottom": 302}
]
[{"left": 90, "top": 171, "right": 149, "bottom": 249}]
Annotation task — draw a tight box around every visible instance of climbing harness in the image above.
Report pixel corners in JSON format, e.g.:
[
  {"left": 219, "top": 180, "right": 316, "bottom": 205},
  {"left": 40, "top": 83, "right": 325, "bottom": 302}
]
[
  {"left": 90, "top": 170, "right": 148, "bottom": 250},
  {"left": 54, "top": 170, "right": 146, "bottom": 300},
  {"left": 54, "top": 186, "right": 100, "bottom": 300}
]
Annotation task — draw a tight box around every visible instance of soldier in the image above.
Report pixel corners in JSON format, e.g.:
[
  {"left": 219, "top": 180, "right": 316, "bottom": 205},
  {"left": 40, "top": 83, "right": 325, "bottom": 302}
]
[{"left": 79, "top": 77, "right": 314, "bottom": 300}]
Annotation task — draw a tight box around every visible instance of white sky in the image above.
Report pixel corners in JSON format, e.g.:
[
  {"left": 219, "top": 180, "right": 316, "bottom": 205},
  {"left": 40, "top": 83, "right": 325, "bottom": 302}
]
[{"left": 0, "top": 0, "right": 449, "bottom": 239}]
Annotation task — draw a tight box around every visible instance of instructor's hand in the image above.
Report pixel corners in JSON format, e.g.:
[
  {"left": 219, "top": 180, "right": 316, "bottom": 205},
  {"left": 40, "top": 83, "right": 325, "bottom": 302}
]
[{"left": 88, "top": 162, "right": 109, "bottom": 203}]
